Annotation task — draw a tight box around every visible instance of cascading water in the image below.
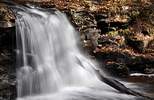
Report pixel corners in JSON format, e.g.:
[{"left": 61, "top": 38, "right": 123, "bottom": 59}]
[
  {"left": 15, "top": 6, "right": 141, "bottom": 100},
  {"left": 16, "top": 7, "right": 98, "bottom": 96}
]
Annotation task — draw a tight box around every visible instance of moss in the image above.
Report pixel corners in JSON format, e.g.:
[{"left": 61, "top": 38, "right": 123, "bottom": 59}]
[{"left": 107, "top": 30, "right": 119, "bottom": 36}]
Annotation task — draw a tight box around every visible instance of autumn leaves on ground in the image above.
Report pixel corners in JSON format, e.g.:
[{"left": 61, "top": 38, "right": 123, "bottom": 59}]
[
  {"left": 14, "top": 0, "right": 154, "bottom": 77},
  {"left": 0, "top": 0, "right": 154, "bottom": 100}
]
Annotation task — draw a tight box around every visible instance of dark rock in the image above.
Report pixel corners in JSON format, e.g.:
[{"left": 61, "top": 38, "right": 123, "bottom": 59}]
[
  {"left": 97, "top": 35, "right": 125, "bottom": 47},
  {"left": 144, "top": 68, "right": 154, "bottom": 74},
  {"left": 0, "top": 73, "right": 16, "bottom": 100},
  {"left": 95, "top": 14, "right": 108, "bottom": 21},
  {"left": 95, "top": 14, "right": 130, "bottom": 34},
  {"left": 128, "top": 64, "right": 146, "bottom": 74},
  {"left": 142, "top": 30, "right": 149, "bottom": 36},
  {"left": 0, "top": 22, "right": 16, "bottom": 100},
  {"left": 0, "top": 27, "right": 16, "bottom": 47},
  {"left": 96, "top": 70, "right": 151, "bottom": 99},
  {"left": 148, "top": 40, "right": 154, "bottom": 49},
  {"left": 93, "top": 44, "right": 154, "bottom": 77},
  {"left": 105, "top": 62, "right": 129, "bottom": 77},
  {"left": 126, "top": 37, "right": 144, "bottom": 52}
]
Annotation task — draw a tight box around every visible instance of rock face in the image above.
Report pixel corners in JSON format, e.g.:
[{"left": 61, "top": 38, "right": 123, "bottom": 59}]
[
  {"left": 0, "top": 27, "right": 16, "bottom": 100},
  {"left": 0, "top": 0, "right": 154, "bottom": 99},
  {"left": 0, "top": 3, "right": 15, "bottom": 28},
  {"left": 0, "top": 4, "right": 16, "bottom": 99},
  {"left": 0, "top": 24, "right": 16, "bottom": 100},
  {"left": 2, "top": 0, "right": 154, "bottom": 77},
  {"left": 66, "top": 0, "right": 154, "bottom": 77}
]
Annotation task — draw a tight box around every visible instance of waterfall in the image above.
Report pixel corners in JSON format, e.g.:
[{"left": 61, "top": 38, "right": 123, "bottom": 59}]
[
  {"left": 15, "top": 6, "right": 138, "bottom": 100},
  {"left": 16, "top": 7, "right": 99, "bottom": 97}
]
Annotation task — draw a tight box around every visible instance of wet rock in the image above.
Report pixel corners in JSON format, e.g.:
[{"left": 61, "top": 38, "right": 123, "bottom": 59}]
[
  {"left": 128, "top": 56, "right": 153, "bottom": 74},
  {"left": 67, "top": 0, "right": 154, "bottom": 78},
  {"left": 95, "top": 14, "right": 130, "bottom": 34},
  {"left": 98, "top": 35, "right": 118, "bottom": 46},
  {"left": 126, "top": 37, "right": 144, "bottom": 52},
  {"left": 93, "top": 43, "right": 154, "bottom": 76},
  {"left": 82, "top": 28, "right": 101, "bottom": 49},
  {"left": 126, "top": 32, "right": 154, "bottom": 53},
  {"left": 95, "top": 13, "right": 109, "bottom": 33},
  {"left": 148, "top": 40, "right": 154, "bottom": 49},
  {"left": 144, "top": 68, "right": 154, "bottom": 74},
  {"left": 0, "top": 0, "right": 154, "bottom": 96},
  {"left": 95, "top": 13, "right": 108, "bottom": 21},
  {"left": 70, "top": 10, "right": 101, "bottom": 52},
  {"left": 71, "top": 11, "right": 97, "bottom": 30},
  {"left": 0, "top": 66, "right": 16, "bottom": 100},
  {"left": 0, "top": 20, "right": 16, "bottom": 100},
  {"left": 105, "top": 62, "right": 129, "bottom": 77},
  {"left": 97, "top": 35, "right": 125, "bottom": 48},
  {"left": 0, "top": 27, "right": 16, "bottom": 47}
]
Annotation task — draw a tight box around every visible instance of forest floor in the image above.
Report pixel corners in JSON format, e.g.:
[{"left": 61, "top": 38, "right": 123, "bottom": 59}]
[{"left": 0, "top": 0, "right": 154, "bottom": 99}]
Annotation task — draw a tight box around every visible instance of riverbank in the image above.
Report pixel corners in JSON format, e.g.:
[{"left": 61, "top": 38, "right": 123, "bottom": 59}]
[
  {"left": 1, "top": 0, "right": 154, "bottom": 77},
  {"left": 0, "top": 0, "right": 154, "bottom": 99}
]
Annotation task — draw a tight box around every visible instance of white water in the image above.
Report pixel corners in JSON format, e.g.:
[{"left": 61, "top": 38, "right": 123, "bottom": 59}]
[{"left": 15, "top": 7, "right": 140, "bottom": 100}]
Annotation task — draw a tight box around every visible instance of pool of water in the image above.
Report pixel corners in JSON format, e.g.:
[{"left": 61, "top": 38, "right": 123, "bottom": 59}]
[{"left": 123, "top": 74, "right": 154, "bottom": 98}]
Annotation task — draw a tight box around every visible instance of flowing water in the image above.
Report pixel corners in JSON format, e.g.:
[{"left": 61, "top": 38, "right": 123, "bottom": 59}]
[{"left": 15, "top": 6, "right": 143, "bottom": 100}]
